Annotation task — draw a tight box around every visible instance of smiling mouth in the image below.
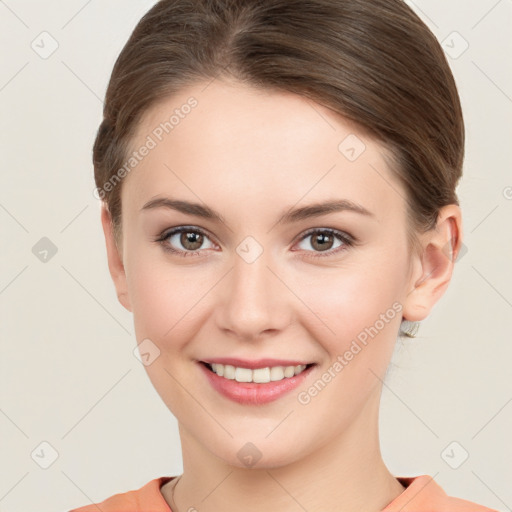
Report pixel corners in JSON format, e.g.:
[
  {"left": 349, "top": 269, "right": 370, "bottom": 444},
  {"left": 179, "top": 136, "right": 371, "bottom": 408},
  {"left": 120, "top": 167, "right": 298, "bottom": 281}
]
[{"left": 200, "top": 361, "right": 316, "bottom": 384}]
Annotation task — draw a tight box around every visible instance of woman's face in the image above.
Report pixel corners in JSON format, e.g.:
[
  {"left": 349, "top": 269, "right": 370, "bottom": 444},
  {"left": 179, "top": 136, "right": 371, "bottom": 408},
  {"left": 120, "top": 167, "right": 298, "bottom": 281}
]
[{"left": 107, "top": 78, "right": 424, "bottom": 468}]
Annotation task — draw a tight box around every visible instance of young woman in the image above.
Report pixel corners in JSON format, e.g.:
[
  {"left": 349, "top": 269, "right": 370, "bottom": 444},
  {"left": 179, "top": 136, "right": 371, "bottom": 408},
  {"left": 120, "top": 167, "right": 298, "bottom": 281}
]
[{"left": 70, "top": 0, "right": 498, "bottom": 510}]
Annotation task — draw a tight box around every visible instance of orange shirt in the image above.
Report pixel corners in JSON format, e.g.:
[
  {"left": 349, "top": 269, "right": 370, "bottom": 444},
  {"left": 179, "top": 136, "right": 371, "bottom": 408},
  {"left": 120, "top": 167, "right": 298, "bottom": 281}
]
[{"left": 69, "top": 474, "right": 498, "bottom": 511}]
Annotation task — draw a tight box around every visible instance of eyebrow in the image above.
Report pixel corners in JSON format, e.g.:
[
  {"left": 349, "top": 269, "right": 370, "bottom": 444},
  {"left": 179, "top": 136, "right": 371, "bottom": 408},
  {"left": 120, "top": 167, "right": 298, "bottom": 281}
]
[{"left": 140, "top": 197, "right": 374, "bottom": 225}]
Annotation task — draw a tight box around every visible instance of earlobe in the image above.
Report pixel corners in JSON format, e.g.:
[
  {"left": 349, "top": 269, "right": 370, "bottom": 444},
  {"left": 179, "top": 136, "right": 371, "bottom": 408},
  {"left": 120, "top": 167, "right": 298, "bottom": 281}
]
[
  {"left": 100, "top": 204, "right": 132, "bottom": 312},
  {"left": 402, "top": 205, "right": 463, "bottom": 322}
]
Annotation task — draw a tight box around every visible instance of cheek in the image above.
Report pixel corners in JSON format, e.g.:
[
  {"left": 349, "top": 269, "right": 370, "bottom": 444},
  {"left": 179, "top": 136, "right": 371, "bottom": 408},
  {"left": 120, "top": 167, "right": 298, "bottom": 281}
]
[
  {"left": 127, "top": 264, "right": 171, "bottom": 337},
  {"left": 298, "top": 257, "right": 405, "bottom": 349},
  {"left": 293, "top": 264, "right": 404, "bottom": 424},
  {"left": 125, "top": 251, "right": 214, "bottom": 351},
  {"left": 125, "top": 237, "right": 407, "bottom": 357}
]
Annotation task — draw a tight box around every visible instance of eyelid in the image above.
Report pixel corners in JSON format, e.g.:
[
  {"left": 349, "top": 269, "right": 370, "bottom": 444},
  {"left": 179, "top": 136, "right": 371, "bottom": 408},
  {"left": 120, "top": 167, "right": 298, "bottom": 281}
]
[
  {"left": 291, "top": 227, "right": 355, "bottom": 258},
  {"left": 155, "top": 225, "right": 356, "bottom": 258},
  {"left": 161, "top": 225, "right": 216, "bottom": 241},
  {"left": 156, "top": 225, "right": 219, "bottom": 251},
  {"left": 294, "top": 226, "right": 355, "bottom": 246}
]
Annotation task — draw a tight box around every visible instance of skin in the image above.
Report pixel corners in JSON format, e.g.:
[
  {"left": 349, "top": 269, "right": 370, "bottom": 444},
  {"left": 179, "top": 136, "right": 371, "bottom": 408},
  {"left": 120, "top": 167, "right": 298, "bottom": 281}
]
[{"left": 101, "top": 77, "right": 462, "bottom": 512}]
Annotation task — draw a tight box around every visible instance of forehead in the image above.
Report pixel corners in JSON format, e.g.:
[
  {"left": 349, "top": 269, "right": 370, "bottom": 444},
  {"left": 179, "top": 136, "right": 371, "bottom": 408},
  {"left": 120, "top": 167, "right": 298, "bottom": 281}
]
[{"left": 122, "top": 78, "right": 403, "bottom": 222}]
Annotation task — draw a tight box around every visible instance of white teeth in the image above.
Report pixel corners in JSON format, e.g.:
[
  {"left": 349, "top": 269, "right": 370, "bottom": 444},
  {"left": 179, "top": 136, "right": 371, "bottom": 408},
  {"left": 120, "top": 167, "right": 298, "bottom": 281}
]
[
  {"left": 224, "top": 364, "right": 235, "bottom": 379},
  {"left": 208, "top": 363, "right": 308, "bottom": 383},
  {"left": 284, "top": 366, "right": 295, "bottom": 378},
  {"left": 269, "top": 366, "right": 284, "bottom": 381},
  {"left": 253, "top": 367, "right": 270, "bottom": 383},
  {"left": 235, "top": 367, "right": 252, "bottom": 382}
]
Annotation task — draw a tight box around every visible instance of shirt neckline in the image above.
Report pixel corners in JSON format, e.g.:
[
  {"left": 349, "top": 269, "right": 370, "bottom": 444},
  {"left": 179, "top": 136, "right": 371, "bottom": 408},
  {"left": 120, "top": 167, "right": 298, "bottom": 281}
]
[{"left": 156, "top": 474, "right": 440, "bottom": 512}]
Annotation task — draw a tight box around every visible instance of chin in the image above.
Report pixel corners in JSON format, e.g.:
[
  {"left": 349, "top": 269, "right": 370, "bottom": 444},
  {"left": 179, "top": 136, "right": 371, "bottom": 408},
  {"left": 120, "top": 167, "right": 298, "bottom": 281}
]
[{"left": 207, "top": 436, "right": 308, "bottom": 471}]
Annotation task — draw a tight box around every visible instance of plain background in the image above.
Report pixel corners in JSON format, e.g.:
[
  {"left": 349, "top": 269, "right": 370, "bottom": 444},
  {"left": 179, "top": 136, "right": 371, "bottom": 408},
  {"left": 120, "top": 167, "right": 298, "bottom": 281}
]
[{"left": 0, "top": 1, "right": 511, "bottom": 511}]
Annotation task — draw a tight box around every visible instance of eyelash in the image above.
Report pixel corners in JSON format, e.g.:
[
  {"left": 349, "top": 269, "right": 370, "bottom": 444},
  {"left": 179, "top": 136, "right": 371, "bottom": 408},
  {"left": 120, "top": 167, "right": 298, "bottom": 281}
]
[{"left": 155, "top": 226, "right": 356, "bottom": 260}]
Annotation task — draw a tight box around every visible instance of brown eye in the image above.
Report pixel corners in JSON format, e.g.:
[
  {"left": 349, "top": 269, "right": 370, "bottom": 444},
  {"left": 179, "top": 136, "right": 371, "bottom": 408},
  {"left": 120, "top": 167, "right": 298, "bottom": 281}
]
[
  {"left": 157, "top": 226, "right": 216, "bottom": 257},
  {"left": 310, "top": 231, "right": 335, "bottom": 252},
  {"left": 294, "top": 228, "right": 355, "bottom": 259},
  {"left": 179, "top": 230, "right": 204, "bottom": 251}
]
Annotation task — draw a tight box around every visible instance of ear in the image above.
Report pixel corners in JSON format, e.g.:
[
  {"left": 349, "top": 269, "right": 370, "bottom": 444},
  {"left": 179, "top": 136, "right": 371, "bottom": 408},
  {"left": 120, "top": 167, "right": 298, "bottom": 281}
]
[
  {"left": 100, "top": 203, "right": 132, "bottom": 312},
  {"left": 402, "top": 204, "right": 463, "bottom": 322}
]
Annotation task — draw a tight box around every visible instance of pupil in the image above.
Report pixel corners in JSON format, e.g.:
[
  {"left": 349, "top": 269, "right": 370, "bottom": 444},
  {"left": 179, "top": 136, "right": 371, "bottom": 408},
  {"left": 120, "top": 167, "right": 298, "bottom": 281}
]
[
  {"left": 314, "top": 233, "right": 332, "bottom": 251},
  {"left": 183, "top": 231, "right": 202, "bottom": 249}
]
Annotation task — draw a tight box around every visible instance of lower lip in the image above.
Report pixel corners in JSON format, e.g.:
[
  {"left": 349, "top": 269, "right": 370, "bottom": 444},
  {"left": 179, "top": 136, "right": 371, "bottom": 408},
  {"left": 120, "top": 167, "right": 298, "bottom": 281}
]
[{"left": 199, "top": 362, "right": 315, "bottom": 405}]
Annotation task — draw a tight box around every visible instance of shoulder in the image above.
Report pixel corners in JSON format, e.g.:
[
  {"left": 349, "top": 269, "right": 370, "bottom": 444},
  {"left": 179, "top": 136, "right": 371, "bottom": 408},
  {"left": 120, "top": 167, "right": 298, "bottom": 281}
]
[
  {"left": 68, "top": 476, "right": 175, "bottom": 512},
  {"left": 383, "top": 475, "right": 498, "bottom": 512}
]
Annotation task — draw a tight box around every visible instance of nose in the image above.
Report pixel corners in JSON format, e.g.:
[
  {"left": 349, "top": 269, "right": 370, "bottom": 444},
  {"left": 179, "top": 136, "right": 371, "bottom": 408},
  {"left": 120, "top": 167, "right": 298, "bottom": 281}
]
[{"left": 214, "top": 246, "right": 292, "bottom": 342}]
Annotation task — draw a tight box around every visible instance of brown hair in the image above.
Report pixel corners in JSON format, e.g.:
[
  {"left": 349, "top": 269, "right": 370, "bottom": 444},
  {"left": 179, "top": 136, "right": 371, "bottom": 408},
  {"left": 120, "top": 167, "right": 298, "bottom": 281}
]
[{"left": 93, "top": 0, "right": 464, "bottom": 338}]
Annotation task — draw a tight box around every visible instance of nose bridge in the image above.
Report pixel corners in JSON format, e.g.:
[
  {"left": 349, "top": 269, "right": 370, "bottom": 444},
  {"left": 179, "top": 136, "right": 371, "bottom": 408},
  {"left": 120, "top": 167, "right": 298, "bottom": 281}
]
[{"left": 217, "top": 235, "right": 289, "bottom": 338}]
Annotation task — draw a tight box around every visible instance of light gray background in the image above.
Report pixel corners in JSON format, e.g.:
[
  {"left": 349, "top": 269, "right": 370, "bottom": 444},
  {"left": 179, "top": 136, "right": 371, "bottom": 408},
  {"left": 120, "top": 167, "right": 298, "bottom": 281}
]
[{"left": 0, "top": 1, "right": 511, "bottom": 511}]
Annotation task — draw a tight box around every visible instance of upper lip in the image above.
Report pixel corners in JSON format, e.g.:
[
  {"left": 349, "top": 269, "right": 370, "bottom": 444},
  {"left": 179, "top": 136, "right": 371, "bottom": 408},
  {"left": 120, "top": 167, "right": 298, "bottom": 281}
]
[{"left": 200, "top": 357, "right": 314, "bottom": 369}]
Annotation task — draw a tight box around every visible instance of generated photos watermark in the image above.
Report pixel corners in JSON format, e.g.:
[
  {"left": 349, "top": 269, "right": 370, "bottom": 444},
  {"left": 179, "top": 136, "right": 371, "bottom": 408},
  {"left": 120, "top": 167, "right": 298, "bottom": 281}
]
[
  {"left": 93, "top": 96, "right": 198, "bottom": 200},
  {"left": 297, "top": 301, "right": 403, "bottom": 405}
]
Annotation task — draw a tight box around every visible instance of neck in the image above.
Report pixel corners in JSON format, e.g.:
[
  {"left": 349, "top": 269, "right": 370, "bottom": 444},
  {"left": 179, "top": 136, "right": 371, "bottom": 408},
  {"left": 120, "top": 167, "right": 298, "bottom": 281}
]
[{"left": 163, "top": 388, "right": 405, "bottom": 512}]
